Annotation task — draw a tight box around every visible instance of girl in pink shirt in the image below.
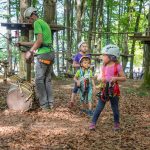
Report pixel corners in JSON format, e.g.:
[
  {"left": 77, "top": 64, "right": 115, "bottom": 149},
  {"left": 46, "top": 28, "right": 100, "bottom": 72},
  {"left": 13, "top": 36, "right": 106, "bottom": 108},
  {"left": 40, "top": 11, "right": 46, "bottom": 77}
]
[{"left": 89, "top": 44, "right": 126, "bottom": 131}]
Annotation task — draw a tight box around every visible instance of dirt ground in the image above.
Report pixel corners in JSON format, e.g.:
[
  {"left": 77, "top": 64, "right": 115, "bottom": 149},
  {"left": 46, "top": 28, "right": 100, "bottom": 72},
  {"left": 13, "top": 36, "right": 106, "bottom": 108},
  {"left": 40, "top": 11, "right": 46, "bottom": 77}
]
[{"left": 0, "top": 78, "right": 150, "bottom": 150}]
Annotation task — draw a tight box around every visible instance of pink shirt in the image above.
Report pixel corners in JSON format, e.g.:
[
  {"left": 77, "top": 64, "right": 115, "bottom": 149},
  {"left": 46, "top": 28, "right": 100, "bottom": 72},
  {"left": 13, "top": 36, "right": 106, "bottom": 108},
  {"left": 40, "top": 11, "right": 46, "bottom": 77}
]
[{"left": 97, "top": 64, "right": 122, "bottom": 81}]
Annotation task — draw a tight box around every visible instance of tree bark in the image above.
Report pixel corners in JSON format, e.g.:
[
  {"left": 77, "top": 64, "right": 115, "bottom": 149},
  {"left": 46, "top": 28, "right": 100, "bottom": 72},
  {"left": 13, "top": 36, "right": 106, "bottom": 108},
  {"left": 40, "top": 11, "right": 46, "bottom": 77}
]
[
  {"left": 121, "top": 0, "right": 131, "bottom": 71},
  {"left": 97, "top": 0, "right": 104, "bottom": 53},
  {"left": 143, "top": 6, "right": 150, "bottom": 86},
  {"left": 7, "top": 0, "right": 12, "bottom": 74},
  {"left": 43, "top": 0, "right": 56, "bottom": 24},
  {"left": 76, "top": 0, "right": 86, "bottom": 43},
  {"left": 106, "top": 0, "right": 111, "bottom": 44},
  {"left": 88, "top": 0, "right": 96, "bottom": 52},
  {"left": 55, "top": 12, "right": 60, "bottom": 75},
  {"left": 129, "top": 0, "right": 143, "bottom": 79},
  {"left": 19, "top": 0, "right": 29, "bottom": 80},
  {"left": 65, "top": 0, "right": 71, "bottom": 70}
]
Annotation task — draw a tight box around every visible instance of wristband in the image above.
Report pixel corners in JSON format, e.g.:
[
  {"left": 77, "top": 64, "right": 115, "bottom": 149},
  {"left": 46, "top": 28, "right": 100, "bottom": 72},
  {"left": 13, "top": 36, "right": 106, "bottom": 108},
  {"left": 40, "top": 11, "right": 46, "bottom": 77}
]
[{"left": 30, "top": 50, "right": 35, "bottom": 53}]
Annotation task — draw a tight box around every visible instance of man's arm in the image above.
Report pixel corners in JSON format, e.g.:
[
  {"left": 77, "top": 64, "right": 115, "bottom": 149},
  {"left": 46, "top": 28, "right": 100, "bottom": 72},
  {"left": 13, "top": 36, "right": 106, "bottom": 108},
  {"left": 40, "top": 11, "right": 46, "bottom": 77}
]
[
  {"left": 30, "top": 33, "right": 43, "bottom": 52},
  {"left": 18, "top": 42, "right": 34, "bottom": 47},
  {"left": 24, "top": 33, "right": 43, "bottom": 60},
  {"left": 18, "top": 33, "right": 43, "bottom": 52}
]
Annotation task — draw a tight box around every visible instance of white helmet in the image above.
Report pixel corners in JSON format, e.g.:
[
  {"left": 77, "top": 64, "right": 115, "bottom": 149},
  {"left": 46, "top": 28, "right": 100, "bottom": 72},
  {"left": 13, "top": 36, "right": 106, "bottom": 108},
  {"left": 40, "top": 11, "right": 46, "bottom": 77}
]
[
  {"left": 78, "top": 41, "right": 86, "bottom": 49},
  {"left": 101, "top": 44, "right": 120, "bottom": 58},
  {"left": 79, "top": 56, "right": 91, "bottom": 64},
  {"left": 24, "top": 7, "right": 37, "bottom": 18}
]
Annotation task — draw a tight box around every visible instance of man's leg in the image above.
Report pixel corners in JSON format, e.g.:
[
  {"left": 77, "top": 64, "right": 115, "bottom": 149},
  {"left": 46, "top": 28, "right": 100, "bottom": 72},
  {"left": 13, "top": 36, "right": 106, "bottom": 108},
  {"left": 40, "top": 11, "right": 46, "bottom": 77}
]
[
  {"left": 45, "top": 64, "right": 53, "bottom": 108},
  {"left": 35, "top": 59, "right": 49, "bottom": 109}
]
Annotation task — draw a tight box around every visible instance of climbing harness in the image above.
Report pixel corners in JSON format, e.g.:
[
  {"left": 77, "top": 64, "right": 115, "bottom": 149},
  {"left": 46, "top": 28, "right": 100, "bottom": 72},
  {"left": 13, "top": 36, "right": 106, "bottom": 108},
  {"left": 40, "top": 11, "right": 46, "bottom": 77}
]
[
  {"left": 79, "top": 68, "right": 91, "bottom": 102},
  {"left": 96, "top": 63, "right": 120, "bottom": 102}
]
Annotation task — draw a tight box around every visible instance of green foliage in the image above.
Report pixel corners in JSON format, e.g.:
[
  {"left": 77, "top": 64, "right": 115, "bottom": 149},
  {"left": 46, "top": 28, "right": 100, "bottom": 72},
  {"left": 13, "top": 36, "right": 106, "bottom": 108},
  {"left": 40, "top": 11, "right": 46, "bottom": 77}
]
[{"left": 0, "top": 0, "right": 149, "bottom": 78}]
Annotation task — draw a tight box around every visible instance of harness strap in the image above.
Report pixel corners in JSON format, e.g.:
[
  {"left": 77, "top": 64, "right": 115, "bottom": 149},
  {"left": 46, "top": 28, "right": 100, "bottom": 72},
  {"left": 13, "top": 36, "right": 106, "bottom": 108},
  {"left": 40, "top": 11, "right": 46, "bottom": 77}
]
[
  {"left": 80, "top": 67, "right": 90, "bottom": 78},
  {"left": 79, "top": 68, "right": 91, "bottom": 101},
  {"left": 38, "top": 59, "right": 52, "bottom": 65}
]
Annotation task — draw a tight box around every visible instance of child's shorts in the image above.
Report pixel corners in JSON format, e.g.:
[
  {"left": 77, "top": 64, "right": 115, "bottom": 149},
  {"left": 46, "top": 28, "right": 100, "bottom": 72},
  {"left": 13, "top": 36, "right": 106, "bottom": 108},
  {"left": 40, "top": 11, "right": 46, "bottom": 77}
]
[{"left": 72, "top": 82, "right": 79, "bottom": 93}]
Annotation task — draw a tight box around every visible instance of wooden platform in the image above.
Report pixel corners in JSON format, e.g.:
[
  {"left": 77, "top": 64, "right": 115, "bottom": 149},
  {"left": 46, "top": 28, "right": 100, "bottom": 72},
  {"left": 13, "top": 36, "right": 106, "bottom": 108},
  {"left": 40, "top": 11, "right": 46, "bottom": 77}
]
[
  {"left": 130, "top": 35, "right": 150, "bottom": 44},
  {"left": 1, "top": 23, "right": 65, "bottom": 32},
  {"left": 89, "top": 53, "right": 134, "bottom": 57}
]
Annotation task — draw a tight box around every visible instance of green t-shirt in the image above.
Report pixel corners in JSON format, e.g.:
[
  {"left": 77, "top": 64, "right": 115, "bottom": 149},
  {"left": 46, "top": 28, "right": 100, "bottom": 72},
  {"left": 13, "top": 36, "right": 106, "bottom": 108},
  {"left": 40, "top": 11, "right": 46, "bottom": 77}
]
[
  {"left": 75, "top": 68, "right": 93, "bottom": 80},
  {"left": 34, "top": 18, "right": 52, "bottom": 54}
]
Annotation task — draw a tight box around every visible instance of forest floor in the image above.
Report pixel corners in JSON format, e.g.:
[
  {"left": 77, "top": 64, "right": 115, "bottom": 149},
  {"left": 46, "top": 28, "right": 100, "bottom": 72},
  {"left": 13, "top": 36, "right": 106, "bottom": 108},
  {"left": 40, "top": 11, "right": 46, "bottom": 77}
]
[{"left": 0, "top": 78, "right": 150, "bottom": 150}]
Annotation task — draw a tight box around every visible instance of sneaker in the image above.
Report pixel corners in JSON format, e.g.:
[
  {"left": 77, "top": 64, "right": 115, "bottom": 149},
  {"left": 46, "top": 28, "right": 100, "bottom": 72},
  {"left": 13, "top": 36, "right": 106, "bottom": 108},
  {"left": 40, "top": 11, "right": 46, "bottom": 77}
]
[
  {"left": 114, "top": 123, "right": 120, "bottom": 131},
  {"left": 89, "top": 123, "right": 96, "bottom": 130},
  {"left": 87, "top": 110, "right": 93, "bottom": 117}
]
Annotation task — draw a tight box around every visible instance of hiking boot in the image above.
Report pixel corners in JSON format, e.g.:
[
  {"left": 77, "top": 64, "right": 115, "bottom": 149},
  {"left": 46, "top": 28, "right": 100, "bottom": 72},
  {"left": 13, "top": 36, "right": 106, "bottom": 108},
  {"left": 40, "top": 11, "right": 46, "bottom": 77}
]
[
  {"left": 89, "top": 123, "right": 96, "bottom": 130},
  {"left": 114, "top": 123, "right": 120, "bottom": 131}
]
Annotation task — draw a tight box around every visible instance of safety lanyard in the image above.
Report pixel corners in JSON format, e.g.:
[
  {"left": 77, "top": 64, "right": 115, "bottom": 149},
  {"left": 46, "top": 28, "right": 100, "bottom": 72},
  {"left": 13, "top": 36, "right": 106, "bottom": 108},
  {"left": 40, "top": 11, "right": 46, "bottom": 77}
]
[{"left": 80, "top": 68, "right": 90, "bottom": 79}]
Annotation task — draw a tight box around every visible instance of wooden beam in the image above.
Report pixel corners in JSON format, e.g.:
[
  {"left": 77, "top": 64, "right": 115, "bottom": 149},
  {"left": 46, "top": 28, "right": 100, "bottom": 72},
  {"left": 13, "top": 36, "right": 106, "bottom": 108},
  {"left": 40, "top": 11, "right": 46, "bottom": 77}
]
[
  {"left": 130, "top": 35, "right": 150, "bottom": 42},
  {"left": 1, "top": 23, "right": 65, "bottom": 32},
  {"left": 89, "top": 53, "right": 134, "bottom": 57}
]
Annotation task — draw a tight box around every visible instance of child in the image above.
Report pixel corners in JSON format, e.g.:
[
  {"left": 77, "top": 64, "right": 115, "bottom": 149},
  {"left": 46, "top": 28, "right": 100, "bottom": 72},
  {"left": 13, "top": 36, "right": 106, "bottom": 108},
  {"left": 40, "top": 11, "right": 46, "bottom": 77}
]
[
  {"left": 68, "top": 41, "right": 91, "bottom": 108},
  {"left": 89, "top": 44, "right": 126, "bottom": 130},
  {"left": 74, "top": 56, "right": 96, "bottom": 117}
]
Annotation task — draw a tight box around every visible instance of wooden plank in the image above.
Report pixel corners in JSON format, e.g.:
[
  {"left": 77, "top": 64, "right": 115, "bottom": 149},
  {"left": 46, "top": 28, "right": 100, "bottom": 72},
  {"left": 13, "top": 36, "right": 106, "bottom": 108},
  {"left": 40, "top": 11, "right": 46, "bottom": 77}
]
[
  {"left": 89, "top": 53, "right": 134, "bottom": 57},
  {"left": 130, "top": 35, "right": 150, "bottom": 41},
  {"left": 1, "top": 23, "right": 65, "bottom": 31}
]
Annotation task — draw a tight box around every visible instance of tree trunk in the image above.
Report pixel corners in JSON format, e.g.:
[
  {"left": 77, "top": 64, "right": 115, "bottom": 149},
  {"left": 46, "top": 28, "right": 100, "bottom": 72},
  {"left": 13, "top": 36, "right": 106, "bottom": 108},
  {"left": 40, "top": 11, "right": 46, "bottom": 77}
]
[
  {"left": 143, "top": 6, "right": 150, "bottom": 86},
  {"left": 106, "top": 0, "right": 111, "bottom": 44},
  {"left": 19, "top": 0, "right": 29, "bottom": 80},
  {"left": 43, "top": 0, "right": 56, "bottom": 24},
  {"left": 62, "top": 1, "right": 66, "bottom": 72},
  {"left": 76, "top": 0, "right": 86, "bottom": 43},
  {"left": 43, "top": 0, "right": 56, "bottom": 77},
  {"left": 55, "top": 13, "right": 60, "bottom": 75},
  {"left": 65, "top": 0, "right": 71, "bottom": 70},
  {"left": 121, "top": 0, "right": 131, "bottom": 71},
  {"left": 7, "top": 0, "right": 12, "bottom": 74},
  {"left": 97, "top": 0, "right": 104, "bottom": 53},
  {"left": 88, "top": 0, "right": 96, "bottom": 52},
  {"left": 129, "top": 0, "right": 143, "bottom": 79},
  {"left": 70, "top": 0, "right": 74, "bottom": 52}
]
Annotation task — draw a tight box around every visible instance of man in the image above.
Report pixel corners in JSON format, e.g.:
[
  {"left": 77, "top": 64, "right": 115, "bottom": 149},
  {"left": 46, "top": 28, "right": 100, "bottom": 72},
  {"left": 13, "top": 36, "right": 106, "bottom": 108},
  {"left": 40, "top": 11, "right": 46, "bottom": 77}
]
[{"left": 17, "top": 7, "right": 54, "bottom": 110}]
